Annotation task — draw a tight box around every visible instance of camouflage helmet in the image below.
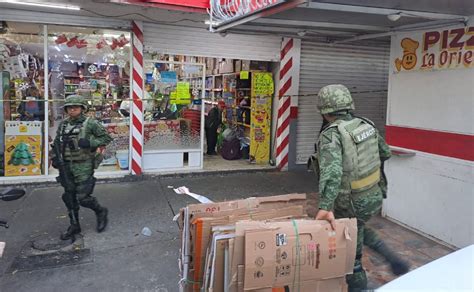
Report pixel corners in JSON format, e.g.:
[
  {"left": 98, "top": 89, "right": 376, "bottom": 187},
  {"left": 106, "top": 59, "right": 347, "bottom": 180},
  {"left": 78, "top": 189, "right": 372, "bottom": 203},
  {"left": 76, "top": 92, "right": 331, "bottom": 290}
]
[
  {"left": 64, "top": 95, "right": 87, "bottom": 110},
  {"left": 317, "top": 84, "right": 355, "bottom": 114}
]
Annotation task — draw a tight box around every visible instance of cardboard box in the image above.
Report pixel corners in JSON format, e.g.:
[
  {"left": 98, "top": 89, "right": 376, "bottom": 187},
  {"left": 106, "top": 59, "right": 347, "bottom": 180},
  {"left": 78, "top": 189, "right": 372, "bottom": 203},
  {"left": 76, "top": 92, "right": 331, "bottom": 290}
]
[
  {"left": 219, "top": 59, "right": 234, "bottom": 74},
  {"left": 250, "top": 61, "right": 268, "bottom": 71},
  {"left": 177, "top": 195, "right": 356, "bottom": 292},
  {"left": 235, "top": 60, "right": 242, "bottom": 73},
  {"left": 179, "top": 194, "right": 307, "bottom": 292},
  {"left": 242, "top": 60, "right": 251, "bottom": 71},
  {"left": 243, "top": 219, "right": 357, "bottom": 291},
  {"left": 252, "top": 277, "right": 347, "bottom": 292},
  {"left": 191, "top": 205, "right": 307, "bottom": 291}
]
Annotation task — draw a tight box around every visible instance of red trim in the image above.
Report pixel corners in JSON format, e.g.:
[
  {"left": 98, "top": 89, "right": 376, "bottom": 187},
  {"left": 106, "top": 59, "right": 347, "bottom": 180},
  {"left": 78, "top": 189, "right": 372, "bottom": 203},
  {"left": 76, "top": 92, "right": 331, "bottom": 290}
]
[
  {"left": 132, "top": 22, "right": 144, "bottom": 44},
  {"left": 132, "top": 137, "right": 143, "bottom": 156},
  {"left": 131, "top": 159, "right": 141, "bottom": 175},
  {"left": 290, "top": 106, "right": 298, "bottom": 119},
  {"left": 146, "top": 0, "right": 209, "bottom": 9},
  {"left": 276, "top": 136, "right": 289, "bottom": 156},
  {"left": 278, "top": 155, "right": 289, "bottom": 170},
  {"left": 277, "top": 117, "right": 290, "bottom": 138},
  {"left": 386, "top": 125, "right": 474, "bottom": 161},
  {"left": 133, "top": 47, "right": 143, "bottom": 65},
  {"left": 132, "top": 70, "right": 143, "bottom": 90},
  {"left": 118, "top": 0, "right": 208, "bottom": 12},
  {"left": 279, "top": 77, "right": 292, "bottom": 98},
  {"left": 279, "top": 57, "right": 293, "bottom": 80},
  {"left": 281, "top": 38, "right": 294, "bottom": 60},
  {"left": 277, "top": 96, "right": 291, "bottom": 118}
]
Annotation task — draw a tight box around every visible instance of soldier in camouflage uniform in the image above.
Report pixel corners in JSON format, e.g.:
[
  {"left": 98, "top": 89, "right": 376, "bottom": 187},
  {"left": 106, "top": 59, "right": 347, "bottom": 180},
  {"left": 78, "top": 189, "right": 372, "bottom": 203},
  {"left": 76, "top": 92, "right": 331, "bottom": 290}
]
[
  {"left": 52, "top": 95, "right": 113, "bottom": 241},
  {"left": 314, "top": 85, "right": 409, "bottom": 291}
]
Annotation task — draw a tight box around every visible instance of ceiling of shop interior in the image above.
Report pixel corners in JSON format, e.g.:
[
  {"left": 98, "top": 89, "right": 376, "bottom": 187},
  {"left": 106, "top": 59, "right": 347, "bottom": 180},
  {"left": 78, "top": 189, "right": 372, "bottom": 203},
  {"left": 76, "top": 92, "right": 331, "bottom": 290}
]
[{"left": 0, "top": 0, "right": 472, "bottom": 40}]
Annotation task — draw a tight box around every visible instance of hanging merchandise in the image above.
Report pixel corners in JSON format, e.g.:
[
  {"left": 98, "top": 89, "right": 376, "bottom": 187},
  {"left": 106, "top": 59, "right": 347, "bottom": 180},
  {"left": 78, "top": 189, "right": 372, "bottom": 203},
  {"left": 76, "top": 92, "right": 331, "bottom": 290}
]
[
  {"left": 110, "top": 38, "right": 120, "bottom": 50},
  {"left": 116, "top": 59, "right": 126, "bottom": 68},
  {"left": 96, "top": 38, "right": 108, "bottom": 50},
  {"left": 76, "top": 39, "right": 88, "bottom": 49},
  {"left": 117, "top": 34, "right": 129, "bottom": 47},
  {"left": 66, "top": 36, "right": 79, "bottom": 48},
  {"left": 55, "top": 34, "right": 68, "bottom": 45},
  {"left": 88, "top": 64, "right": 98, "bottom": 75},
  {"left": 17, "top": 53, "right": 29, "bottom": 78},
  {"left": 0, "top": 41, "right": 10, "bottom": 63}
]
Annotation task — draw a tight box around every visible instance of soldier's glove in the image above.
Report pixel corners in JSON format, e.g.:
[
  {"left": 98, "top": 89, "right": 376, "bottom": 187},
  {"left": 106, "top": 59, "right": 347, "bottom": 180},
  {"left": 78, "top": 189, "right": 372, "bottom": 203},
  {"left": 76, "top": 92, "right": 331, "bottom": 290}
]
[{"left": 78, "top": 138, "right": 91, "bottom": 149}]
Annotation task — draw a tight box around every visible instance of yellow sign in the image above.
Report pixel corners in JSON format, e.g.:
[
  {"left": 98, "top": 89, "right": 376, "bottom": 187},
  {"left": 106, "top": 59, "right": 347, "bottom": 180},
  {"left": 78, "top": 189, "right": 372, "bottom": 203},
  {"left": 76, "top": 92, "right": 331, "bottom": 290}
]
[
  {"left": 252, "top": 72, "right": 274, "bottom": 96},
  {"left": 177, "top": 82, "right": 191, "bottom": 99},
  {"left": 240, "top": 71, "right": 249, "bottom": 80},
  {"left": 393, "top": 26, "right": 474, "bottom": 73}
]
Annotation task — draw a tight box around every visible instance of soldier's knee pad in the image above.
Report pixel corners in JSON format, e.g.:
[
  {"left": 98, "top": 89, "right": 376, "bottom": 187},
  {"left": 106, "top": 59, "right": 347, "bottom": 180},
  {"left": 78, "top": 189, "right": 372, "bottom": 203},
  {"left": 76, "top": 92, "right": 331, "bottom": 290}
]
[
  {"left": 62, "top": 192, "right": 78, "bottom": 210},
  {"left": 78, "top": 195, "right": 97, "bottom": 209},
  {"left": 76, "top": 177, "right": 96, "bottom": 196}
]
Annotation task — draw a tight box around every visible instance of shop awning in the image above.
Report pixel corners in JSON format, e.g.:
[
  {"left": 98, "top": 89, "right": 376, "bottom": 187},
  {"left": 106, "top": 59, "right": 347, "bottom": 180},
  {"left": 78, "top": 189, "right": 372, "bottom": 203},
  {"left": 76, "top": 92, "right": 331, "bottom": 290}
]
[{"left": 207, "top": 0, "right": 473, "bottom": 42}]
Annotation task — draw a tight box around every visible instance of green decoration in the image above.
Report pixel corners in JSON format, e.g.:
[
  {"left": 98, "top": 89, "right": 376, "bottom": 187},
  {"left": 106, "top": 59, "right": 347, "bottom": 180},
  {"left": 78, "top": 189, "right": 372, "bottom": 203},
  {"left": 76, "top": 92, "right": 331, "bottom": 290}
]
[{"left": 8, "top": 142, "right": 35, "bottom": 166}]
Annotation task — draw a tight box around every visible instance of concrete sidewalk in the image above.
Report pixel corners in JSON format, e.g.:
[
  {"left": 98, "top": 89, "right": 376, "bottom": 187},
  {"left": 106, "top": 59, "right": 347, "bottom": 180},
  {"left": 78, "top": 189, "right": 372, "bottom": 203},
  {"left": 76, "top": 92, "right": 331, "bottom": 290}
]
[{"left": 0, "top": 171, "right": 453, "bottom": 291}]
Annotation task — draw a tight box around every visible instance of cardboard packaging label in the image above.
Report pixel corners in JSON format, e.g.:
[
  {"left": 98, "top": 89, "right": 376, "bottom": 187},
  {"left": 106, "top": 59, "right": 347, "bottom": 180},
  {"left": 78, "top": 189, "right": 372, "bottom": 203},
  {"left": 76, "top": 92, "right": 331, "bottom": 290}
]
[{"left": 243, "top": 219, "right": 357, "bottom": 291}]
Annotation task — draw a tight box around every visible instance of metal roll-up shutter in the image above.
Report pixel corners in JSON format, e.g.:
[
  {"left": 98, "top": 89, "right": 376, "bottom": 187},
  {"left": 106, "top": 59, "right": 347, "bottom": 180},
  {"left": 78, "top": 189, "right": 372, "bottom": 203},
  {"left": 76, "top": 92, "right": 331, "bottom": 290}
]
[
  {"left": 296, "top": 39, "right": 390, "bottom": 164},
  {"left": 0, "top": 8, "right": 131, "bottom": 29},
  {"left": 143, "top": 23, "right": 281, "bottom": 61}
]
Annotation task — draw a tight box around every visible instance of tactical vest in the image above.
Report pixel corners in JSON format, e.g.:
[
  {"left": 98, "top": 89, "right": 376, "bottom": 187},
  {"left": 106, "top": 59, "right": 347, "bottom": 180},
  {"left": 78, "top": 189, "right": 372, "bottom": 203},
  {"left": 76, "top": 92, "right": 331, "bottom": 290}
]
[
  {"left": 60, "top": 117, "right": 95, "bottom": 161},
  {"left": 320, "top": 117, "right": 381, "bottom": 195}
]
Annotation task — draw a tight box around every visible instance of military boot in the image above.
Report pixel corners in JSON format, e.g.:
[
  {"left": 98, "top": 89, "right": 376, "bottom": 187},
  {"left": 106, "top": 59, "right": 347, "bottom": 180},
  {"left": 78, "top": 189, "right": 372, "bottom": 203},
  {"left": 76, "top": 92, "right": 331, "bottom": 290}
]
[
  {"left": 60, "top": 210, "right": 81, "bottom": 241},
  {"left": 346, "top": 263, "right": 367, "bottom": 292},
  {"left": 79, "top": 196, "right": 108, "bottom": 233},
  {"left": 95, "top": 207, "right": 108, "bottom": 233},
  {"left": 373, "top": 241, "right": 410, "bottom": 275}
]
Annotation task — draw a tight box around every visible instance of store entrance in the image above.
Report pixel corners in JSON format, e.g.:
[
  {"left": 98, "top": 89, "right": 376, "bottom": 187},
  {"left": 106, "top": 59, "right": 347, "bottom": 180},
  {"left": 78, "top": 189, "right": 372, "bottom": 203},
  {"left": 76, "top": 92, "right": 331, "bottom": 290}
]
[
  {"left": 202, "top": 59, "right": 277, "bottom": 171},
  {"left": 204, "top": 58, "right": 278, "bottom": 170},
  {"left": 142, "top": 54, "right": 277, "bottom": 172}
]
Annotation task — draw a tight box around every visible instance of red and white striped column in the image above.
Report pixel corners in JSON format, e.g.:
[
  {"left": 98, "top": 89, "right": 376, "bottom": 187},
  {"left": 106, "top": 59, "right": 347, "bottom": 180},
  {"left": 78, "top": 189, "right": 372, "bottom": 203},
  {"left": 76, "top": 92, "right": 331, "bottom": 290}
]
[
  {"left": 131, "top": 21, "right": 144, "bottom": 175},
  {"left": 276, "top": 38, "right": 301, "bottom": 171}
]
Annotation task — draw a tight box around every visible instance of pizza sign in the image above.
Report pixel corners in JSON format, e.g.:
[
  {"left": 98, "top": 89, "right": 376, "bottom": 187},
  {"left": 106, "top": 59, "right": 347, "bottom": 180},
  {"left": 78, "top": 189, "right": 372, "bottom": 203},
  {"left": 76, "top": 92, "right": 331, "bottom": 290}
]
[{"left": 393, "top": 26, "right": 474, "bottom": 72}]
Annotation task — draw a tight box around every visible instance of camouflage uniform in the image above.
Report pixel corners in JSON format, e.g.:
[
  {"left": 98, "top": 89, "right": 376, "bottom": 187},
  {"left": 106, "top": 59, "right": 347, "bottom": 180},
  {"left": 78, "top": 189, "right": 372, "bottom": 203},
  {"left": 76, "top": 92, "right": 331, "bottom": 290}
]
[
  {"left": 52, "top": 95, "right": 113, "bottom": 240},
  {"left": 316, "top": 85, "right": 408, "bottom": 291}
]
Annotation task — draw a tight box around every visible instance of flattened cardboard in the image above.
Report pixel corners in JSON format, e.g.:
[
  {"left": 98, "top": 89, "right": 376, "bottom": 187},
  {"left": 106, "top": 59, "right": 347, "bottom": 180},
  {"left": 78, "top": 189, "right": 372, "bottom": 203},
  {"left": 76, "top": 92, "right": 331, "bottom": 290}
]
[
  {"left": 192, "top": 206, "right": 306, "bottom": 291},
  {"left": 184, "top": 193, "right": 306, "bottom": 221},
  {"left": 252, "top": 277, "right": 347, "bottom": 292},
  {"left": 243, "top": 219, "right": 357, "bottom": 291}
]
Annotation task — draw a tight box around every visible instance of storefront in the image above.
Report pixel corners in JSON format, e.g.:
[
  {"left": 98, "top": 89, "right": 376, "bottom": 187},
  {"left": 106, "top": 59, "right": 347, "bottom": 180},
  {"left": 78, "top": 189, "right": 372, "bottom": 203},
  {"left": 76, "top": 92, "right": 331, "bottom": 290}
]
[
  {"left": 0, "top": 18, "right": 133, "bottom": 182},
  {"left": 0, "top": 8, "right": 284, "bottom": 183},
  {"left": 383, "top": 17, "right": 474, "bottom": 248},
  {"left": 140, "top": 22, "right": 282, "bottom": 172}
]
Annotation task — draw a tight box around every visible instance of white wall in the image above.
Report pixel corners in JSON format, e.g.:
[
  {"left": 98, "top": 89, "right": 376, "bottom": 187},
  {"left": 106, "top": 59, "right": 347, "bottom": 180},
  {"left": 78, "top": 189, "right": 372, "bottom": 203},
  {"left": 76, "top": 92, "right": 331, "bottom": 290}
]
[
  {"left": 384, "top": 154, "right": 473, "bottom": 248},
  {"left": 388, "top": 69, "right": 474, "bottom": 134},
  {"left": 384, "top": 17, "right": 474, "bottom": 248}
]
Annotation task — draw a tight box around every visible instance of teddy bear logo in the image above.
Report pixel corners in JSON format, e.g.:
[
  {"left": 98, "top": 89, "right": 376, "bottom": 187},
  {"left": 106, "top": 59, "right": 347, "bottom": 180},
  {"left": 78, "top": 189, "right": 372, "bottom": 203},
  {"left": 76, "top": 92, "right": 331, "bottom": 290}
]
[{"left": 395, "top": 38, "right": 419, "bottom": 72}]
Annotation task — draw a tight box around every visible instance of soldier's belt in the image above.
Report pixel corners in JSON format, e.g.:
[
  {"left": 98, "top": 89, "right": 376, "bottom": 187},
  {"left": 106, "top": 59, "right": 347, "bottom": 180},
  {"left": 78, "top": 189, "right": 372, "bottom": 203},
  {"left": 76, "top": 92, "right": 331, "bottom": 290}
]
[
  {"left": 64, "top": 159, "right": 90, "bottom": 163},
  {"left": 351, "top": 169, "right": 380, "bottom": 190}
]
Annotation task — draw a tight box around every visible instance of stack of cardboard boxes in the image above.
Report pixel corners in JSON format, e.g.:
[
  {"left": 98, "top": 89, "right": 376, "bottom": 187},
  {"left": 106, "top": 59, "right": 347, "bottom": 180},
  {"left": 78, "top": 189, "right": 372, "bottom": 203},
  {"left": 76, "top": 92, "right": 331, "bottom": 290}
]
[{"left": 177, "top": 194, "right": 357, "bottom": 292}]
